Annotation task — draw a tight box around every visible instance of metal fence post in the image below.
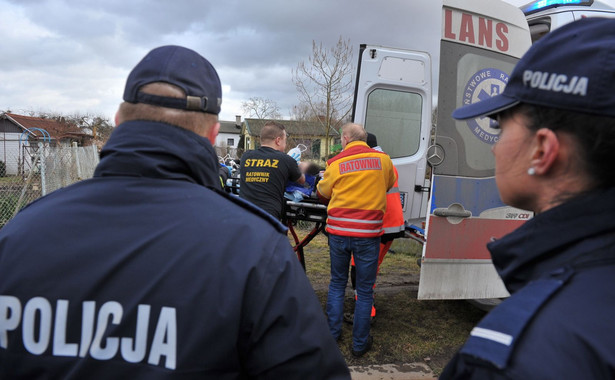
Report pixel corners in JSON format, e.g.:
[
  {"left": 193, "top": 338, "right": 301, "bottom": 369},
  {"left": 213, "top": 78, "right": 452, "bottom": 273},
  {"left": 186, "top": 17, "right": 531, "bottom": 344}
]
[
  {"left": 72, "top": 141, "right": 82, "bottom": 180},
  {"left": 39, "top": 142, "right": 46, "bottom": 197}
]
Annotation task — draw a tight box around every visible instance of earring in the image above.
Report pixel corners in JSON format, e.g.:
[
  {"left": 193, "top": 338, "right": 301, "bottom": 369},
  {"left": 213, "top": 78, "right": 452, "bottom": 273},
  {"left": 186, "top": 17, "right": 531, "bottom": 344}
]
[{"left": 527, "top": 167, "right": 536, "bottom": 176}]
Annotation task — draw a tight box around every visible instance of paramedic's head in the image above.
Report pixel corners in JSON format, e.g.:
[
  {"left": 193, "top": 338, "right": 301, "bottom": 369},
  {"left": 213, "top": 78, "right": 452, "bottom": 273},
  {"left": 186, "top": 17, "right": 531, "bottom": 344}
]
[
  {"left": 116, "top": 45, "right": 221, "bottom": 144},
  {"left": 452, "top": 18, "right": 615, "bottom": 213},
  {"left": 341, "top": 123, "right": 367, "bottom": 149},
  {"left": 260, "top": 121, "right": 288, "bottom": 152}
]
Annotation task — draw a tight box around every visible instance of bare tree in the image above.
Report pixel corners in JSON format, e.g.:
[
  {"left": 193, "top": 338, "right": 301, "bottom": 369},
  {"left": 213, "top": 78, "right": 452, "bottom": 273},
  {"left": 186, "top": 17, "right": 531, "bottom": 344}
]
[
  {"left": 292, "top": 36, "right": 354, "bottom": 157},
  {"left": 241, "top": 97, "right": 281, "bottom": 119},
  {"left": 290, "top": 101, "right": 330, "bottom": 122},
  {"left": 289, "top": 103, "right": 313, "bottom": 121},
  {"left": 47, "top": 112, "right": 114, "bottom": 147},
  {"left": 74, "top": 114, "right": 114, "bottom": 146}
]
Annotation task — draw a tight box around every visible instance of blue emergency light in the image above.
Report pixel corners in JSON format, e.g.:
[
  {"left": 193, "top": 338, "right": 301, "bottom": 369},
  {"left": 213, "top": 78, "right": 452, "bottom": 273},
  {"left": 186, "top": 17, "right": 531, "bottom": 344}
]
[{"left": 521, "top": 0, "right": 594, "bottom": 15}]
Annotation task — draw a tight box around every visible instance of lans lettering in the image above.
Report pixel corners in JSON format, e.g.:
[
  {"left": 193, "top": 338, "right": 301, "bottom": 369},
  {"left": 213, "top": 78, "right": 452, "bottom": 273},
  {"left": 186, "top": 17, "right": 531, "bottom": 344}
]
[{"left": 0, "top": 296, "right": 177, "bottom": 370}]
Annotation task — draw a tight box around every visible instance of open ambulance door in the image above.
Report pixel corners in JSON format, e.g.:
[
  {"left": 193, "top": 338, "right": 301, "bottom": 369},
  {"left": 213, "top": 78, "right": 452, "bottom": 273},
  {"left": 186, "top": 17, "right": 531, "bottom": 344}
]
[
  {"left": 418, "top": 0, "right": 533, "bottom": 300},
  {"left": 352, "top": 46, "right": 432, "bottom": 224}
]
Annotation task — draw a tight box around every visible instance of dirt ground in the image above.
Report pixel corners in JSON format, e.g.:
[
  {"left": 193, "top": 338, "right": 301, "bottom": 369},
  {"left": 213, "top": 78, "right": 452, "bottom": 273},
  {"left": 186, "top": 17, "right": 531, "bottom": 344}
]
[{"left": 291, "top": 225, "right": 486, "bottom": 376}]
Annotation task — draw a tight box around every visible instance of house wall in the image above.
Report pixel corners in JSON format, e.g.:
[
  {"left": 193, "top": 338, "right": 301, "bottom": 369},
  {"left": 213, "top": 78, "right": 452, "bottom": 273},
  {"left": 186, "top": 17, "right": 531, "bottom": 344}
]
[
  {"left": 0, "top": 132, "right": 31, "bottom": 176},
  {"left": 245, "top": 135, "right": 255, "bottom": 150},
  {"left": 286, "top": 136, "right": 338, "bottom": 163},
  {"left": 214, "top": 132, "right": 240, "bottom": 159},
  {"left": 215, "top": 132, "right": 239, "bottom": 149},
  {"left": 241, "top": 134, "right": 337, "bottom": 161}
]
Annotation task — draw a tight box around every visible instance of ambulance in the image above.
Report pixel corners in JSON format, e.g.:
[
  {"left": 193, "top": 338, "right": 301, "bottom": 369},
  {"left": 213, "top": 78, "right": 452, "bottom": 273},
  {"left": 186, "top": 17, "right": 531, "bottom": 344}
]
[
  {"left": 525, "top": 0, "right": 615, "bottom": 42},
  {"left": 351, "top": 0, "right": 615, "bottom": 301}
]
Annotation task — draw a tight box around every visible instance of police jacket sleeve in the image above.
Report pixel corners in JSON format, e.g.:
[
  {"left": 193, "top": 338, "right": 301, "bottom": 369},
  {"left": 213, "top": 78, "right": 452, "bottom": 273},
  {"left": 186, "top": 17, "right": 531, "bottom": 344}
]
[
  {"left": 239, "top": 235, "right": 350, "bottom": 379},
  {"left": 439, "top": 352, "right": 513, "bottom": 380}
]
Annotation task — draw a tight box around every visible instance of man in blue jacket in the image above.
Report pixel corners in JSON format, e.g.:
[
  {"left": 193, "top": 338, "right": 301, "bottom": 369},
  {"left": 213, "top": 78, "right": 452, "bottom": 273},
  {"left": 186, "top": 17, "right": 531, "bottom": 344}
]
[{"left": 0, "top": 45, "right": 350, "bottom": 379}]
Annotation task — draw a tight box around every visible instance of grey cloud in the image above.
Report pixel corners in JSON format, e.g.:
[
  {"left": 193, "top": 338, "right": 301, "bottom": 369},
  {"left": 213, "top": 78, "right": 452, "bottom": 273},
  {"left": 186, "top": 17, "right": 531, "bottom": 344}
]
[{"left": 1, "top": 0, "right": 542, "bottom": 122}]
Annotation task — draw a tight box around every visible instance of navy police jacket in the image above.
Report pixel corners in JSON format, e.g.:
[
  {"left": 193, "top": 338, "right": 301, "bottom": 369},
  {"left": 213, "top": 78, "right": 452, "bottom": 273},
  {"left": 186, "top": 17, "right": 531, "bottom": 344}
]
[
  {"left": 0, "top": 121, "right": 350, "bottom": 379},
  {"left": 441, "top": 187, "right": 615, "bottom": 379}
]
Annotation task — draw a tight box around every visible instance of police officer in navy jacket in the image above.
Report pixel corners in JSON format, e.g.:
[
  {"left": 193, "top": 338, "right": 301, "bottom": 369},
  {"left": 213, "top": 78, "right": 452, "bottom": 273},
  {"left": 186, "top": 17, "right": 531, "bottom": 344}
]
[
  {"left": 0, "top": 45, "right": 350, "bottom": 379},
  {"left": 441, "top": 18, "right": 615, "bottom": 379}
]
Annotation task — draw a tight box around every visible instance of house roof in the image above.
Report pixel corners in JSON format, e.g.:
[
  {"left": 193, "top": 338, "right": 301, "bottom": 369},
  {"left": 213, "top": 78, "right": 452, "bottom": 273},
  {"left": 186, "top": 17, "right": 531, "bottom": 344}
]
[
  {"left": 3, "top": 113, "right": 90, "bottom": 140},
  {"left": 219, "top": 120, "right": 241, "bottom": 134},
  {"left": 243, "top": 118, "right": 340, "bottom": 138}
]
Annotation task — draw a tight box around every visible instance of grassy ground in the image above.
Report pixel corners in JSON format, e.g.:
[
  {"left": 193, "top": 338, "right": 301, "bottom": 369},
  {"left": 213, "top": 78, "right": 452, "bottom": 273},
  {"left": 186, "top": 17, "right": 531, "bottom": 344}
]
[{"left": 290, "top": 222, "right": 486, "bottom": 375}]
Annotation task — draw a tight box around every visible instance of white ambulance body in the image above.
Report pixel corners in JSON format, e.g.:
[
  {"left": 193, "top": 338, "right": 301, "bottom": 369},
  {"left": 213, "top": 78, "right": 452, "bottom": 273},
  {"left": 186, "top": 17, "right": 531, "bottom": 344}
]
[{"left": 351, "top": 0, "right": 614, "bottom": 300}]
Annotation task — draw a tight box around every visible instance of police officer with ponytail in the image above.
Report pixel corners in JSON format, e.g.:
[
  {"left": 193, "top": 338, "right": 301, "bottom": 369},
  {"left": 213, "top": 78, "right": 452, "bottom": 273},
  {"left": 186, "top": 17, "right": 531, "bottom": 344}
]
[{"left": 442, "top": 18, "right": 615, "bottom": 379}]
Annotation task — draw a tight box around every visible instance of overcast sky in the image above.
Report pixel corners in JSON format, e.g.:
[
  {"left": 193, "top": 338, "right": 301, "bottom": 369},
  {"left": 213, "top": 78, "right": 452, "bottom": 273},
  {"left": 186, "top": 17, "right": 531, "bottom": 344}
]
[{"left": 0, "top": 0, "right": 592, "bottom": 124}]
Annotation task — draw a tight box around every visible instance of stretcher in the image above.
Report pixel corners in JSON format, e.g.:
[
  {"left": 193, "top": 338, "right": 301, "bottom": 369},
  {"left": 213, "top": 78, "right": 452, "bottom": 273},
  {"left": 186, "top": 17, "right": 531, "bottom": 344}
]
[
  {"left": 282, "top": 198, "right": 328, "bottom": 270},
  {"left": 227, "top": 176, "right": 425, "bottom": 270},
  {"left": 224, "top": 173, "right": 329, "bottom": 269},
  {"left": 282, "top": 198, "right": 427, "bottom": 270}
]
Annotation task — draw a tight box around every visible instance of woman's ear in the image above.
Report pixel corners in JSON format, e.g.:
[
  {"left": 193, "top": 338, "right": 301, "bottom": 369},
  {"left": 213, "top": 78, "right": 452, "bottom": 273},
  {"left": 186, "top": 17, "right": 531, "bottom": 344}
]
[{"left": 530, "top": 128, "right": 560, "bottom": 176}]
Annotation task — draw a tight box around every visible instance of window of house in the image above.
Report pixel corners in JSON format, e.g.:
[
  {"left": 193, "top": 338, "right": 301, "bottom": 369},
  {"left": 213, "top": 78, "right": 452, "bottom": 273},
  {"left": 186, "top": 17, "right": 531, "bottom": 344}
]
[
  {"left": 311, "top": 139, "right": 320, "bottom": 160},
  {"left": 227, "top": 138, "right": 234, "bottom": 146}
]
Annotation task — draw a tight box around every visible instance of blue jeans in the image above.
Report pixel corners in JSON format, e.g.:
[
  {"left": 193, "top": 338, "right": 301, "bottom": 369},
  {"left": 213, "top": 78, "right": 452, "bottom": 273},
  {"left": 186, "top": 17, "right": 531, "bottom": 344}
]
[{"left": 326, "top": 234, "right": 379, "bottom": 351}]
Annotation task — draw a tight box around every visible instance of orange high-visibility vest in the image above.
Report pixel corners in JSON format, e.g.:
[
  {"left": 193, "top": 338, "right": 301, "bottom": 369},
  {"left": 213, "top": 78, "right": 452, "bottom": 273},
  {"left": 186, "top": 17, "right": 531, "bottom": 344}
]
[{"left": 382, "top": 166, "right": 405, "bottom": 237}]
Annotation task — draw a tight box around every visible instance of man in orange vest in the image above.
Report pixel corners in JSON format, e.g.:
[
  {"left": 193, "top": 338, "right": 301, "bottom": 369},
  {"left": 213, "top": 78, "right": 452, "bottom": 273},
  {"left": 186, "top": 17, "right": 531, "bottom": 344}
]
[{"left": 346, "top": 132, "right": 405, "bottom": 324}]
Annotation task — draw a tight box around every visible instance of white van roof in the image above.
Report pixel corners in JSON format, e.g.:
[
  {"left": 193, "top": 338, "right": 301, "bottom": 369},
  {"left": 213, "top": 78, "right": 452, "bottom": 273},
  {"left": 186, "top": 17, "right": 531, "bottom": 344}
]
[{"left": 521, "top": 0, "right": 615, "bottom": 42}]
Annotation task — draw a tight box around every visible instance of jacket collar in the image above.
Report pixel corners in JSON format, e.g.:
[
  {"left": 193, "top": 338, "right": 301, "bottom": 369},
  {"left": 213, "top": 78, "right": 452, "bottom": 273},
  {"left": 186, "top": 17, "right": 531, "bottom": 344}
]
[
  {"left": 488, "top": 187, "right": 615, "bottom": 293},
  {"left": 327, "top": 141, "right": 383, "bottom": 165},
  {"left": 94, "top": 120, "right": 221, "bottom": 189}
]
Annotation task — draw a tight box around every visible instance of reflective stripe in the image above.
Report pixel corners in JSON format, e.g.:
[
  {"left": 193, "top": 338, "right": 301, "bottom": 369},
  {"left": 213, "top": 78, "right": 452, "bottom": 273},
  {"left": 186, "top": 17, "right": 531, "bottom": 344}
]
[
  {"left": 327, "top": 216, "right": 382, "bottom": 224},
  {"left": 327, "top": 226, "right": 383, "bottom": 234},
  {"left": 387, "top": 186, "right": 400, "bottom": 195},
  {"left": 470, "top": 327, "right": 513, "bottom": 346},
  {"left": 383, "top": 225, "right": 405, "bottom": 234}
]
